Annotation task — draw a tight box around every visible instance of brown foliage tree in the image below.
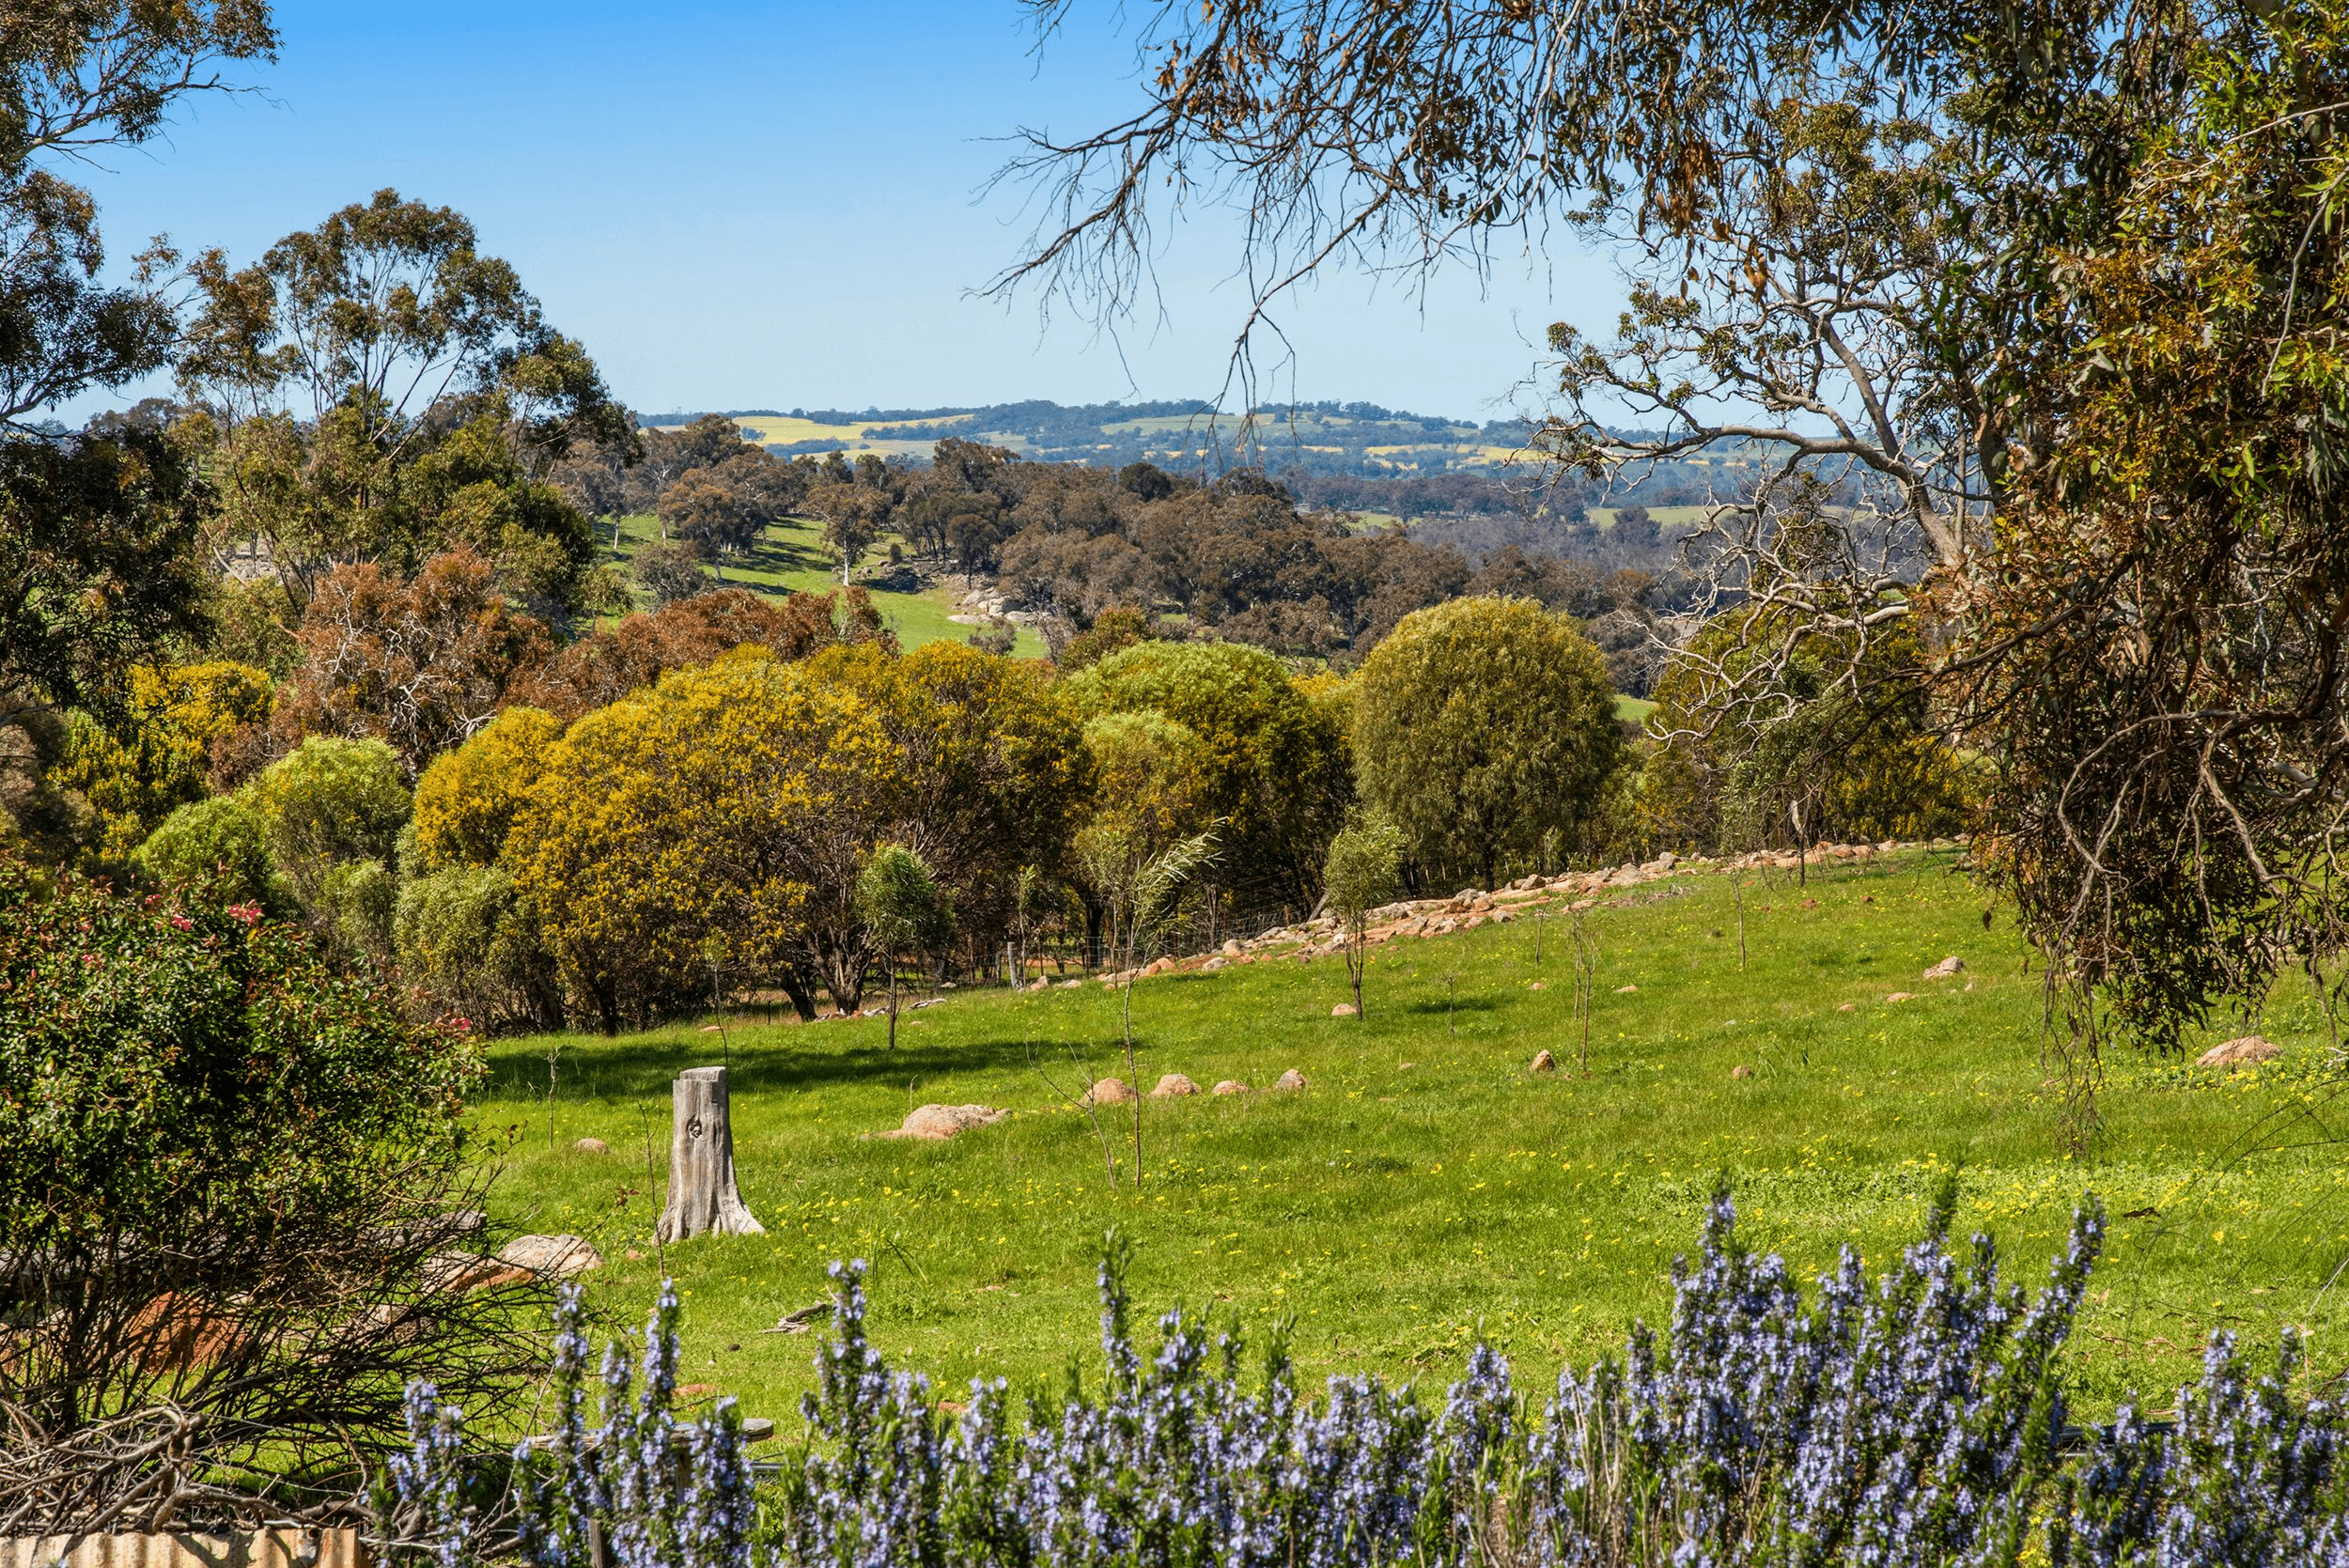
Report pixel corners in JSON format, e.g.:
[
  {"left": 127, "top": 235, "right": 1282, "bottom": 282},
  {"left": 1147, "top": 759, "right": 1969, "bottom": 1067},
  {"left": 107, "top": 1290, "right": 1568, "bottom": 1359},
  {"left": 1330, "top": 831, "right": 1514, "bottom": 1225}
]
[
  {"left": 272, "top": 548, "right": 550, "bottom": 776},
  {"left": 503, "top": 586, "right": 894, "bottom": 724}
]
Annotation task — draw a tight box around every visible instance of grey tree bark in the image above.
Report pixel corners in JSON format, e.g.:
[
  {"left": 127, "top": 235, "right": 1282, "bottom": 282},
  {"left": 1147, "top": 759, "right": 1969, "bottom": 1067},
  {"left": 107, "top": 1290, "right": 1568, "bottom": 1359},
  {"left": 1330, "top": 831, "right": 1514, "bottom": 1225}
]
[{"left": 655, "top": 1065, "right": 765, "bottom": 1242}]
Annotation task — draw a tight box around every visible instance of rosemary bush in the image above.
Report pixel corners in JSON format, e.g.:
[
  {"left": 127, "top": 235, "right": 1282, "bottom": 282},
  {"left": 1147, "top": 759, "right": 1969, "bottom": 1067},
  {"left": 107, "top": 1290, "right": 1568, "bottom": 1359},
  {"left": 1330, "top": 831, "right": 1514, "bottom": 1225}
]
[{"left": 388, "top": 1192, "right": 2349, "bottom": 1567}]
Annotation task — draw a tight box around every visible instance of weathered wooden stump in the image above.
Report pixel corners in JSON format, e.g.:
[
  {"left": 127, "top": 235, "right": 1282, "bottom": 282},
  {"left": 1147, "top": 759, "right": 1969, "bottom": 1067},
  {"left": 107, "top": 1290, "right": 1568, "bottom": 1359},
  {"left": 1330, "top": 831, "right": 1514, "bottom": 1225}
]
[{"left": 655, "top": 1065, "right": 764, "bottom": 1242}]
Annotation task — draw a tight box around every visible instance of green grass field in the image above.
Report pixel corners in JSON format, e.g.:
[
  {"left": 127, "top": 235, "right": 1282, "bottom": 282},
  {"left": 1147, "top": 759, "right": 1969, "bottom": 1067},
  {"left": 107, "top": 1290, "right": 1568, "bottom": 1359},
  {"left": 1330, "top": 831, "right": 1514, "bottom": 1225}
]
[
  {"left": 603, "top": 514, "right": 1046, "bottom": 657},
  {"left": 474, "top": 850, "right": 2349, "bottom": 1431}
]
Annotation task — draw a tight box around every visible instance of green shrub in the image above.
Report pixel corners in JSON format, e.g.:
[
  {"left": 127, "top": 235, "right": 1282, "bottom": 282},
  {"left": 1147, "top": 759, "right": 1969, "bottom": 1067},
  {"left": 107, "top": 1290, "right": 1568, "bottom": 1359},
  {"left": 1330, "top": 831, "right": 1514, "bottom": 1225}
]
[
  {"left": 319, "top": 856, "right": 397, "bottom": 965},
  {"left": 244, "top": 735, "right": 412, "bottom": 903},
  {"left": 0, "top": 858, "right": 530, "bottom": 1503},
  {"left": 394, "top": 862, "right": 565, "bottom": 1032},
  {"left": 1353, "top": 597, "right": 1622, "bottom": 889},
  {"left": 131, "top": 793, "right": 293, "bottom": 915}
]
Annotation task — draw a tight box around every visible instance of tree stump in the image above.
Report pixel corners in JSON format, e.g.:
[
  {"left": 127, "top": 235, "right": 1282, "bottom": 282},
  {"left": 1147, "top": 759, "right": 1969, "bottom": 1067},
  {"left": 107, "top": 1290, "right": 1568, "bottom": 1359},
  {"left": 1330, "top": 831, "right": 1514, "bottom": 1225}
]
[{"left": 655, "top": 1065, "right": 765, "bottom": 1242}]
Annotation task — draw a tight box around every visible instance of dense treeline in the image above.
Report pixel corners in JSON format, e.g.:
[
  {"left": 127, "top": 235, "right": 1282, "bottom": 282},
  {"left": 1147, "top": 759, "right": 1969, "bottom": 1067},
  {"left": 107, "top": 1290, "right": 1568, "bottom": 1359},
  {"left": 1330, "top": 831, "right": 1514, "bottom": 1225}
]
[
  {"left": 32, "top": 559, "right": 1969, "bottom": 1039},
  {"left": 547, "top": 423, "right": 1693, "bottom": 688}
]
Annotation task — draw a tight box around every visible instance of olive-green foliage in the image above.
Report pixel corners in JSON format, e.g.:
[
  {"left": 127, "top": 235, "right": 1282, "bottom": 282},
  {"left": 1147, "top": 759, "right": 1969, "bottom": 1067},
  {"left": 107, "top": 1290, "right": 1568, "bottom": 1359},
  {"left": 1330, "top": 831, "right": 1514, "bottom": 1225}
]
[
  {"left": 857, "top": 843, "right": 952, "bottom": 955},
  {"left": 242, "top": 736, "right": 412, "bottom": 959},
  {"left": 319, "top": 856, "right": 399, "bottom": 966},
  {"left": 245, "top": 737, "right": 412, "bottom": 893},
  {"left": 1353, "top": 598, "right": 1623, "bottom": 888},
  {"left": 1079, "top": 710, "right": 1214, "bottom": 861},
  {"left": 1323, "top": 806, "right": 1407, "bottom": 1015},
  {"left": 1322, "top": 808, "right": 1406, "bottom": 926},
  {"left": 132, "top": 794, "right": 293, "bottom": 915},
  {"left": 1068, "top": 640, "right": 1348, "bottom": 906},
  {"left": 394, "top": 863, "right": 564, "bottom": 1032}
]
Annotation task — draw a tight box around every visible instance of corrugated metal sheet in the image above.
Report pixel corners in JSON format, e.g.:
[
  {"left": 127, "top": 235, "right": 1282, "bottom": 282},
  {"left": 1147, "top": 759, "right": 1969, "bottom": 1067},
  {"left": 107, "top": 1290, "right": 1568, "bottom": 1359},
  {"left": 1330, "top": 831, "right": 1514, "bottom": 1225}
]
[{"left": 1, "top": 1529, "right": 366, "bottom": 1568}]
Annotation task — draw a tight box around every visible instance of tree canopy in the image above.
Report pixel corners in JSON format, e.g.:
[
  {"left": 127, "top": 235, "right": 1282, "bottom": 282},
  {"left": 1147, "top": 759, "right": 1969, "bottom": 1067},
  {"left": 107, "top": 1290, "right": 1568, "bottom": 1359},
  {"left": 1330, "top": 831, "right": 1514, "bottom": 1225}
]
[{"left": 1353, "top": 597, "right": 1621, "bottom": 891}]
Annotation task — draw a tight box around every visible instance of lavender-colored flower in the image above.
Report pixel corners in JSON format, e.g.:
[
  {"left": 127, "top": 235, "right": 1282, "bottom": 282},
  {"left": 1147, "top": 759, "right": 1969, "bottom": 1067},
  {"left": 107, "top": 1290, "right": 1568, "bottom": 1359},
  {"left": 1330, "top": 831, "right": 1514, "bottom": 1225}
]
[{"left": 400, "top": 1191, "right": 2349, "bottom": 1568}]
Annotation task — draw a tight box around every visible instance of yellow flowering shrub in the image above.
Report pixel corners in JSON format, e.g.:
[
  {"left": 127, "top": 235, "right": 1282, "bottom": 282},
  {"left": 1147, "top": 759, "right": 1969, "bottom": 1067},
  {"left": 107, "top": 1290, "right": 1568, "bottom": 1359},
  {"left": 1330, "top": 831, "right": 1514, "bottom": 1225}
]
[
  {"left": 57, "top": 661, "right": 274, "bottom": 862},
  {"left": 511, "top": 651, "right": 895, "bottom": 1032},
  {"left": 410, "top": 706, "right": 562, "bottom": 871}
]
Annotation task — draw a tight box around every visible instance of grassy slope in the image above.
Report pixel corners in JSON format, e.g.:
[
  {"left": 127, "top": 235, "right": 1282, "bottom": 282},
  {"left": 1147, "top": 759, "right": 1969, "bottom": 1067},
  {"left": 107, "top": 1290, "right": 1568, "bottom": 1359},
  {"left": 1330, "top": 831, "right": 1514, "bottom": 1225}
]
[
  {"left": 604, "top": 514, "right": 1046, "bottom": 658},
  {"left": 475, "top": 850, "right": 2349, "bottom": 1428}
]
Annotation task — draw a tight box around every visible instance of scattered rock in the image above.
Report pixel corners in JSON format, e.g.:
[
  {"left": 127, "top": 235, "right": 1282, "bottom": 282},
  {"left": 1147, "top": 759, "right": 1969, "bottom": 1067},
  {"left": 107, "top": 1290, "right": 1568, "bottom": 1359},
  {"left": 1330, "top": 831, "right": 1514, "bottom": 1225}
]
[
  {"left": 700, "top": 1024, "right": 723, "bottom": 1032},
  {"left": 1221, "top": 939, "right": 1243, "bottom": 956},
  {"left": 886, "top": 1103, "right": 1008, "bottom": 1141},
  {"left": 626, "top": 1248, "right": 645, "bottom": 1261},
  {"left": 1528, "top": 1048, "right": 1557, "bottom": 1074},
  {"left": 1150, "top": 1073, "right": 1200, "bottom": 1098},
  {"left": 423, "top": 1253, "right": 534, "bottom": 1294},
  {"left": 1082, "top": 1077, "right": 1137, "bottom": 1106},
  {"left": 1615, "top": 984, "right": 1638, "bottom": 993},
  {"left": 1837, "top": 1001, "right": 1857, "bottom": 1013},
  {"left": 573, "top": 1137, "right": 611, "bottom": 1156},
  {"left": 1331, "top": 1002, "right": 1359, "bottom": 1017},
  {"left": 1922, "top": 955, "right": 1966, "bottom": 981},
  {"left": 497, "top": 1234, "right": 604, "bottom": 1278},
  {"left": 2196, "top": 1035, "right": 2280, "bottom": 1069},
  {"left": 1528, "top": 981, "right": 1547, "bottom": 991},
  {"left": 1203, "top": 956, "right": 1228, "bottom": 971},
  {"left": 1883, "top": 992, "right": 1913, "bottom": 1003},
  {"left": 1212, "top": 1079, "right": 1251, "bottom": 1095},
  {"left": 1731, "top": 1064, "right": 1752, "bottom": 1080},
  {"left": 1398, "top": 1062, "right": 1417, "bottom": 1070},
  {"left": 1801, "top": 898, "right": 1818, "bottom": 909},
  {"left": 1060, "top": 978, "right": 1083, "bottom": 988},
  {"left": 1026, "top": 977, "right": 1050, "bottom": 991},
  {"left": 1273, "top": 1068, "right": 1308, "bottom": 1091}
]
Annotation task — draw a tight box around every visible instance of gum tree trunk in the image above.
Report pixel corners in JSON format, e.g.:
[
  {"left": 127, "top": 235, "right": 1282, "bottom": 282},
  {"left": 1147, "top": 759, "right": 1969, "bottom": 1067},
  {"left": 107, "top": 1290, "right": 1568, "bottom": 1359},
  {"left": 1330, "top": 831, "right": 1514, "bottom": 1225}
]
[{"left": 655, "top": 1065, "right": 765, "bottom": 1242}]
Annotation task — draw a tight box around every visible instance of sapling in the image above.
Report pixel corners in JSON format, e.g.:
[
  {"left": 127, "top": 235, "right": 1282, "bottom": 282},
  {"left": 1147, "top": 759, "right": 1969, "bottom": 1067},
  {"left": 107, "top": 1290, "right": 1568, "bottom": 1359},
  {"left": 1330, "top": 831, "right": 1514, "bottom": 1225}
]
[
  {"left": 1075, "top": 822, "right": 1220, "bottom": 1188},
  {"left": 1322, "top": 808, "right": 1406, "bottom": 1018},
  {"left": 856, "top": 843, "right": 950, "bottom": 1051}
]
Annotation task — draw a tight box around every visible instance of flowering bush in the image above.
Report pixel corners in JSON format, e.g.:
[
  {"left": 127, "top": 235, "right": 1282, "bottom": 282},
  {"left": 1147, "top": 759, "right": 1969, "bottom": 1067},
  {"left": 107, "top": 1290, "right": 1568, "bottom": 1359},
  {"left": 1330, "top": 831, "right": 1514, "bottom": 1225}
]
[
  {"left": 0, "top": 858, "right": 534, "bottom": 1532},
  {"left": 394, "top": 1193, "right": 2349, "bottom": 1568}
]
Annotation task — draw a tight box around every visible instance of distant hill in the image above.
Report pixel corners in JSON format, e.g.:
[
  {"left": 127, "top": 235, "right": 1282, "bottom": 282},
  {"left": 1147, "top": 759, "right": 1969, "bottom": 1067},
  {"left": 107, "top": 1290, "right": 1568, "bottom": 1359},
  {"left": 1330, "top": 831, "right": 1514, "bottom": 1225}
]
[{"left": 641, "top": 399, "right": 1762, "bottom": 507}]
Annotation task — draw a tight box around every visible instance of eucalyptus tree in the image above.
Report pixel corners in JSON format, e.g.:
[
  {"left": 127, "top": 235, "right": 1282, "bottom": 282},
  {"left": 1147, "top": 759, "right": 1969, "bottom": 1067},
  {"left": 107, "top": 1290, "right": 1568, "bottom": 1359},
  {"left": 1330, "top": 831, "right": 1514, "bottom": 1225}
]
[
  {"left": 0, "top": 2, "right": 276, "bottom": 727},
  {"left": 177, "top": 190, "right": 631, "bottom": 619}
]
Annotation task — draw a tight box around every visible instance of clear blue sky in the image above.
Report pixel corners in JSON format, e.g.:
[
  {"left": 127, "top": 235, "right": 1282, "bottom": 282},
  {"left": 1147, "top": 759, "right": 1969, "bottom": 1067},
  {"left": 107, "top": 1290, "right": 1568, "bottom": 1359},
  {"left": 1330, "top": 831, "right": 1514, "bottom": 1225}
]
[{"left": 70, "top": 2, "right": 1621, "bottom": 422}]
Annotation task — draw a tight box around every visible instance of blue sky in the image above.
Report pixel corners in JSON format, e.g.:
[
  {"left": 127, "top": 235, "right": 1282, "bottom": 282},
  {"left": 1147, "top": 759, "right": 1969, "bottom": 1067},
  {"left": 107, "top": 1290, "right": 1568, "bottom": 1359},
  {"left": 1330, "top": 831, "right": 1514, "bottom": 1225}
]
[{"left": 69, "top": 2, "right": 1622, "bottom": 421}]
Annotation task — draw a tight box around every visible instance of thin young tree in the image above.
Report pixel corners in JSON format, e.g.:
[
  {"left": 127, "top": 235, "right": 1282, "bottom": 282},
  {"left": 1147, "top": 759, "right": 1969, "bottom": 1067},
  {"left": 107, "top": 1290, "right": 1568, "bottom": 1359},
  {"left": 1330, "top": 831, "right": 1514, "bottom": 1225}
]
[
  {"left": 1077, "top": 824, "right": 1218, "bottom": 1188},
  {"left": 855, "top": 843, "right": 949, "bottom": 1052},
  {"left": 1323, "top": 809, "right": 1405, "bottom": 1019}
]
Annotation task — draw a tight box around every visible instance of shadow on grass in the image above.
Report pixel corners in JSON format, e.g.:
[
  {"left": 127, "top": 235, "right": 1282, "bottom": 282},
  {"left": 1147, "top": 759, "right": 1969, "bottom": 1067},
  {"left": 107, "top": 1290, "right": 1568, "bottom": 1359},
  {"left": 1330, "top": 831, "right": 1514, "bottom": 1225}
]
[
  {"left": 484, "top": 1024, "right": 1091, "bottom": 1103},
  {"left": 1396, "top": 997, "right": 1504, "bottom": 1018}
]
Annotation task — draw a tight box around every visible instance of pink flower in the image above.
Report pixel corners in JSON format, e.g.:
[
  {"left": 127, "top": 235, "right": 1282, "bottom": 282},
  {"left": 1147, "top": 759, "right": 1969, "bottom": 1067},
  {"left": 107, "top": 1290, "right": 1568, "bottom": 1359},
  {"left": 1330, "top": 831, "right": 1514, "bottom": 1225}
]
[
  {"left": 169, "top": 914, "right": 193, "bottom": 932},
  {"left": 449, "top": 1017, "right": 474, "bottom": 1034},
  {"left": 226, "top": 904, "right": 261, "bottom": 925}
]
